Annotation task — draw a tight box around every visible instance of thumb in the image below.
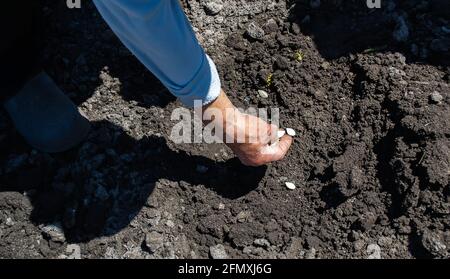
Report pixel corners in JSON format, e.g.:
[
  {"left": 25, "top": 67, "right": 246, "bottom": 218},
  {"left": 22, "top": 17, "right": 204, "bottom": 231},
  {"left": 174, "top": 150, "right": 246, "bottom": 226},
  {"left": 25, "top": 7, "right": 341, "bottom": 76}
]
[{"left": 259, "top": 134, "right": 293, "bottom": 163}]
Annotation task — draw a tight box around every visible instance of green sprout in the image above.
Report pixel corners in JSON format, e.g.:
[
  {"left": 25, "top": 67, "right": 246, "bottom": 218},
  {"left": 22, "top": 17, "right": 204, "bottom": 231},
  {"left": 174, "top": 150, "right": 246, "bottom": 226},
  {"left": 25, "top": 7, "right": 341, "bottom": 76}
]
[
  {"left": 266, "top": 73, "right": 274, "bottom": 87},
  {"left": 294, "top": 50, "right": 304, "bottom": 62}
]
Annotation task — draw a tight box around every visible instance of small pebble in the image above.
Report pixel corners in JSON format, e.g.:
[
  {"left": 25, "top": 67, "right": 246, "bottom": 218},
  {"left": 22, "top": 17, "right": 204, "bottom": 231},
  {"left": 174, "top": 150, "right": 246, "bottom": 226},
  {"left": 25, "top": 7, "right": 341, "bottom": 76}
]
[
  {"left": 237, "top": 211, "right": 250, "bottom": 222},
  {"left": 145, "top": 231, "right": 164, "bottom": 253},
  {"left": 420, "top": 229, "right": 447, "bottom": 257},
  {"left": 210, "top": 244, "right": 228, "bottom": 259},
  {"left": 41, "top": 223, "right": 66, "bottom": 243},
  {"left": 430, "top": 91, "right": 443, "bottom": 104},
  {"left": 285, "top": 128, "right": 296, "bottom": 136},
  {"left": 366, "top": 243, "right": 382, "bottom": 259},
  {"left": 66, "top": 244, "right": 81, "bottom": 259},
  {"left": 264, "top": 19, "right": 279, "bottom": 34},
  {"left": 5, "top": 217, "right": 14, "bottom": 226},
  {"left": 285, "top": 182, "right": 296, "bottom": 190},
  {"left": 254, "top": 238, "right": 271, "bottom": 248},
  {"left": 203, "top": 0, "right": 224, "bottom": 15},
  {"left": 166, "top": 220, "right": 175, "bottom": 228},
  {"left": 246, "top": 22, "right": 265, "bottom": 40}
]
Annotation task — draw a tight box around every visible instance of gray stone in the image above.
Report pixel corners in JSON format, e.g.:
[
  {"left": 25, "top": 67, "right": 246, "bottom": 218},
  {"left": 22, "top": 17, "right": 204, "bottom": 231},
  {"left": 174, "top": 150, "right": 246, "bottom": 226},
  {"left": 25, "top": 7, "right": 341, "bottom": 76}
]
[
  {"left": 166, "top": 220, "right": 175, "bottom": 228},
  {"left": 243, "top": 246, "right": 253, "bottom": 254},
  {"left": 274, "top": 55, "right": 289, "bottom": 70},
  {"left": 378, "top": 236, "right": 393, "bottom": 247},
  {"left": 41, "top": 223, "right": 66, "bottom": 243},
  {"left": 5, "top": 217, "right": 14, "bottom": 226},
  {"left": 145, "top": 231, "right": 164, "bottom": 253},
  {"left": 216, "top": 203, "right": 225, "bottom": 210},
  {"left": 204, "top": 0, "right": 224, "bottom": 15},
  {"left": 263, "top": 19, "right": 278, "bottom": 34},
  {"left": 366, "top": 243, "right": 382, "bottom": 259},
  {"left": 210, "top": 244, "right": 228, "bottom": 259},
  {"left": 246, "top": 22, "right": 265, "bottom": 40},
  {"left": 291, "top": 22, "right": 301, "bottom": 35},
  {"left": 66, "top": 244, "right": 81, "bottom": 259},
  {"left": 236, "top": 211, "right": 250, "bottom": 223},
  {"left": 430, "top": 91, "right": 443, "bottom": 104},
  {"left": 420, "top": 230, "right": 447, "bottom": 258},
  {"left": 254, "top": 238, "right": 271, "bottom": 248},
  {"left": 305, "top": 247, "right": 317, "bottom": 259}
]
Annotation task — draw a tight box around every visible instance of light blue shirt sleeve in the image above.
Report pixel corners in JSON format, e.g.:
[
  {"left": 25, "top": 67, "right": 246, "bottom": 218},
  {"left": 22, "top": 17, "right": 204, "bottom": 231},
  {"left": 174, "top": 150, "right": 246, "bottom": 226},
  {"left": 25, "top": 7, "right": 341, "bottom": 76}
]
[{"left": 93, "top": 0, "right": 221, "bottom": 107}]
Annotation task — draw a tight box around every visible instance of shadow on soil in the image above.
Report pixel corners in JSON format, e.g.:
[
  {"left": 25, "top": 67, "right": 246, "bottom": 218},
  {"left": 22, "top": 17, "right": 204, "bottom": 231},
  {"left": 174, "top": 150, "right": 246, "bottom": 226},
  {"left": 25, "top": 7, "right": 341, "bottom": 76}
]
[
  {"left": 288, "top": 0, "right": 450, "bottom": 66},
  {"left": 0, "top": 120, "right": 266, "bottom": 242},
  {"left": 0, "top": 1, "right": 266, "bottom": 243}
]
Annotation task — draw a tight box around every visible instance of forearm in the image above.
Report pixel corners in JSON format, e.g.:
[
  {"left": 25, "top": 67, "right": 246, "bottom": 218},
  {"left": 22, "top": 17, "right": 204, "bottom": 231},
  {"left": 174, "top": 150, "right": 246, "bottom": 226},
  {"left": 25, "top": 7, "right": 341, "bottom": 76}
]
[
  {"left": 93, "top": 0, "right": 221, "bottom": 107},
  {"left": 93, "top": 0, "right": 292, "bottom": 166}
]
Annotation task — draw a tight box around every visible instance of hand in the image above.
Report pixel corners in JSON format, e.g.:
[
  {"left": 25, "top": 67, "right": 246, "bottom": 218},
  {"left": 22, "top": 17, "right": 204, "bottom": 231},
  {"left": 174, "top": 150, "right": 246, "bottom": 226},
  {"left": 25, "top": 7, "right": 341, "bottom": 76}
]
[
  {"left": 203, "top": 90, "right": 293, "bottom": 166},
  {"left": 226, "top": 112, "right": 293, "bottom": 166}
]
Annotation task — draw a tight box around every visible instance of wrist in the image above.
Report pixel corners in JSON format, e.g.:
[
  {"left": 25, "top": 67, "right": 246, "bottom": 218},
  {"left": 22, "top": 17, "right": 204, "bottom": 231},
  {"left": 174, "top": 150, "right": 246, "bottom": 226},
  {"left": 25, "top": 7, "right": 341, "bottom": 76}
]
[
  {"left": 203, "top": 89, "right": 237, "bottom": 124},
  {"left": 202, "top": 89, "right": 243, "bottom": 143}
]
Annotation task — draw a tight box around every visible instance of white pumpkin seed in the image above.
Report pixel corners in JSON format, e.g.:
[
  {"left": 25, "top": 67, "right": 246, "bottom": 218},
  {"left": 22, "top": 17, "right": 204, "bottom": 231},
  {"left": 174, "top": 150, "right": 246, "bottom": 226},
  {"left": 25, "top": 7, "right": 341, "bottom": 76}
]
[
  {"left": 285, "top": 128, "right": 296, "bottom": 136},
  {"left": 277, "top": 130, "right": 286, "bottom": 138},
  {"left": 258, "top": 90, "right": 269, "bottom": 98},
  {"left": 285, "top": 182, "right": 296, "bottom": 190}
]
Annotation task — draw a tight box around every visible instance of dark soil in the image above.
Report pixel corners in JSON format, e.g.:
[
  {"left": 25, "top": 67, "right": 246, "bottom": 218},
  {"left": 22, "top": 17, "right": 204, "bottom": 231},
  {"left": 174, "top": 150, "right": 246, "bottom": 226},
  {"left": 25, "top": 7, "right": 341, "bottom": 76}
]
[{"left": 0, "top": 0, "right": 449, "bottom": 258}]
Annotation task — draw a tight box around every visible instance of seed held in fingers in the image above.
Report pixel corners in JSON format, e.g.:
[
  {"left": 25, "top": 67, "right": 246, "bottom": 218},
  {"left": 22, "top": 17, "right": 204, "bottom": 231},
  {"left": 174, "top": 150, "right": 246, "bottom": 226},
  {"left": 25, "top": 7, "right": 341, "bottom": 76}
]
[
  {"left": 277, "top": 130, "right": 286, "bottom": 138},
  {"left": 285, "top": 182, "right": 296, "bottom": 190},
  {"left": 285, "top": 128, "right": 296, "bottom": 136}
]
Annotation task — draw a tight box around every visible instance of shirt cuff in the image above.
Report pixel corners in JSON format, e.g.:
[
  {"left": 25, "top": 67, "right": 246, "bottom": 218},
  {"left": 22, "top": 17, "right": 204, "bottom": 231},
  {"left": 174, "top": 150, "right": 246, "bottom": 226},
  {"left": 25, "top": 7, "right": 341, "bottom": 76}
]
[{"left": 173, "top": 54, "right": 221, "bottom": 108}]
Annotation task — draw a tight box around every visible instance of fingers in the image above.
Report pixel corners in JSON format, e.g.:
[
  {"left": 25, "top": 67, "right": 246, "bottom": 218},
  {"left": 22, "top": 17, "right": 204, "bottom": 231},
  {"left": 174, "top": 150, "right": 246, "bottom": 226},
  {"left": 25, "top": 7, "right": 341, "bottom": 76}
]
[
  {"left": 239, "top": 134, "right": 292, "bottom": 166},
  {"left": 260, "top": 134, "right": 293, "bottom": 163},
  {"left": 231, "top": 116, "right": 294, "bottom": 166},
  {"left": 274, "top": 134, "right": 293, "bottom": 159}
]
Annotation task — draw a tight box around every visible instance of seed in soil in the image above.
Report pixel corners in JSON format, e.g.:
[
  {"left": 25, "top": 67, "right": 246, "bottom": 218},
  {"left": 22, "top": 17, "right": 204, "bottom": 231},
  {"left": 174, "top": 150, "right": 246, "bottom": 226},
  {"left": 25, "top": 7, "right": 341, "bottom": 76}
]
[
  {"left": 258, "top": 90, "right": 269, "bottom": 98},
  {"left": 285, "top": 182, "right": 296, "bottom": 190}
]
